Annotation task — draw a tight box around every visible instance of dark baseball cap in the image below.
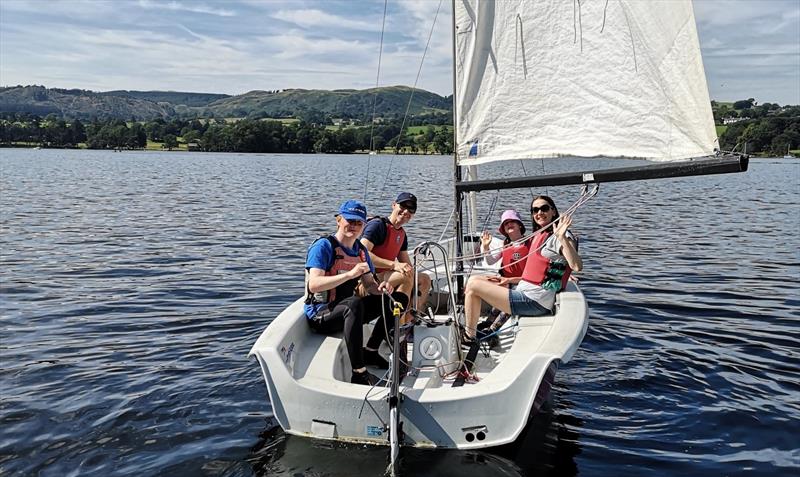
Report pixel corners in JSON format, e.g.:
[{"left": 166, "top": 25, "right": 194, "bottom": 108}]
[{"left": 396, "top": 192, "right": 417, "bottom": 210}]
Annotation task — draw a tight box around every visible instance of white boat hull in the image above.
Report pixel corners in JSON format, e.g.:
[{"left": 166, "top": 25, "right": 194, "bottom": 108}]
[{"left": 249, "top": 281, "right": 588, "bottom": 449}]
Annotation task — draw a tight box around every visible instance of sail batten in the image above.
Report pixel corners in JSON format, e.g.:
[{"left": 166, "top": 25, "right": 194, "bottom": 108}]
[{"left": 454, "top": 0, "right": 717, "bottom": 166}]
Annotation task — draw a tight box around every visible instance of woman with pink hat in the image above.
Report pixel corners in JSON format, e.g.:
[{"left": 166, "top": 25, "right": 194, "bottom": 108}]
[
  {"left": 468, "top": 209, "right": 532, "bottom": 339},
  {"left": 462, "top": 196, "right": 583, "bottom": 347},
  {"left": 479, "top": 209, "right": 530, "bottom": 279}
]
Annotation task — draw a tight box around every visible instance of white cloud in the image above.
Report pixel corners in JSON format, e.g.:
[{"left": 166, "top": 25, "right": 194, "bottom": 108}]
[
  {"left": 138, "top": 0, "right": 237, "bottom": 17},
  {"left": 271, "top": 8, "right": 380, "bottom": 31},
  {"left": 258, "top": 32, "right": 369, "bottom": 60},
  {"left": 0, "top": 0, "right": 797, "bottom": 104}
]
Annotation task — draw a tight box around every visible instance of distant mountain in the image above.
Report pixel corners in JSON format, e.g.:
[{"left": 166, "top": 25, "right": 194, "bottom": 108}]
[
  {"left": 0, "top": 85, "right": 175, "bottom": 121},
  {"left": 0, "top": 85, "right": 452, "bottom": 121},
  {"left": 99, "top": 90, "right": 230, "bottom": 107},
  {"left": 203, "top": 86, "right": 452, "bottom": 120}
]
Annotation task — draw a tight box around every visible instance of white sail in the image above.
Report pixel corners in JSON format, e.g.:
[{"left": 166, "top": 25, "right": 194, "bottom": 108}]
[{"left": 454, "top": 0, "right": 717, "bottom": 166}]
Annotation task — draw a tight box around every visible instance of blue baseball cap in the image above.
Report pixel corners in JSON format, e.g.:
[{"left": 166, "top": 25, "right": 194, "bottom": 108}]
[{"left": 337, "top": 200, "right": 367, "bottom": 222}]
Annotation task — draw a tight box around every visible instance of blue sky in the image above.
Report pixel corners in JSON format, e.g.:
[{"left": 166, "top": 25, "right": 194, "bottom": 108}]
[{"left": 1, "top": 0, "right": 798, "bottom": 104}]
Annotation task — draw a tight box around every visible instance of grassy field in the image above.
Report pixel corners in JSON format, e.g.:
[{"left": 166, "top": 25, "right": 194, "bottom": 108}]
[
  {"left": 145, "top": 139, "right": 188, "bottom": 151},
  {"left": 716, "top": 125, "right": 728, "bottom": 137},
  {"left": 405, "top": 125, "right": 452, "bottom": 135}
]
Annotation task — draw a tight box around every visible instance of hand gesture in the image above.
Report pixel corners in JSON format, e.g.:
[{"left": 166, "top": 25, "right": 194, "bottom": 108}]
[
  {"left": 554, "top": 214, "right": 573, "bottom": 240},
  {"left": 348, "top": 262, "right": 371, "bottom": 279},
  {"left": 480, "top": 230, "right": 492, "bottom": 250}
]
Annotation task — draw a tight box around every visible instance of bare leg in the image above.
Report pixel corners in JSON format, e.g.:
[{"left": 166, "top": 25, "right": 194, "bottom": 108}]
[
  {"left": 384, "top": 270, "right": 413, "bottom": 297},
  {"left": 413, "top": 271, "right": 432, "bottom": 311},
  {"left": 381, "top": 270, "right": 414, "bottom": 325},
  {"left": 463, "top": 277, "right": 513, "bottom": 339}
]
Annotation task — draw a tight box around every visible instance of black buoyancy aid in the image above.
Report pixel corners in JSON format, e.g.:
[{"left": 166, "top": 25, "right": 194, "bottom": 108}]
[
  {"left": 500, "top": 237, "right": 532, "bottom": 278},
  {"left": 369, "top": 217, "right": 406, "bottom": 273},
  {"left": 521, "top": 232, "right": 572, "bottom": 291},
  {"left": 304, "top": 235, "right": 368, "bottom": 307}
]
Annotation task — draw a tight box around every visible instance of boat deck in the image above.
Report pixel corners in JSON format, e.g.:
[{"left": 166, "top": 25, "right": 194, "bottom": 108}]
[{"left": 293, "top": 312, "right": 556, "bottom": 390}]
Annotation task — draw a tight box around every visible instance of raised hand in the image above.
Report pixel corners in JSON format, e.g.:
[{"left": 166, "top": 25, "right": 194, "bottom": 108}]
[
  {"left": 554, "top": 214, "right": 573, "bottom": 239},
  {"left": 480, "top": 230, "right": 492, "bottom": 250}
]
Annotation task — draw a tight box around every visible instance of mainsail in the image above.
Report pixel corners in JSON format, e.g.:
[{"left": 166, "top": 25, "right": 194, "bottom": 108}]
[{"left": 454, "top": 0, "right": 717, "bottom": 166}]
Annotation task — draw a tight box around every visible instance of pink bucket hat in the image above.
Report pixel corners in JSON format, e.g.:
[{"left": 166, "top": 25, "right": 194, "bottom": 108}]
[{"left": 498, "top": 209, "right": 525, "bottom": 236}]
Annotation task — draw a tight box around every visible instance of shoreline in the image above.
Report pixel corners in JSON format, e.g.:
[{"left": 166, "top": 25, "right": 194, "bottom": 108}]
[{"left": 3, "top": 143, "right": 796, "bottom": 159}]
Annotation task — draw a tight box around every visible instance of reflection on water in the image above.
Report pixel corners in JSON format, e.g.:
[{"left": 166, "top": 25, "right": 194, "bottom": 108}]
[{"left": 1, "top": 149, "right": 798, "bottom": 476}]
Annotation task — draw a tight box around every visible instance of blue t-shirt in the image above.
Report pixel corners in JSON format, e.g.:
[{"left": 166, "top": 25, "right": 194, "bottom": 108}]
[
  {"left": 304, "top": 236, "right": 375, "bottom": 318},
  {"left": 361, "top": 217, "right": 408, "bottom": 251}
]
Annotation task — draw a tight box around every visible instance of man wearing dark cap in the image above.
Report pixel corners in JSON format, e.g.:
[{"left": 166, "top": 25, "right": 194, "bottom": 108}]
[
  {"left": 360, "top": 192, "right": 432, "bottom": 318},
  {"left": 305, "top": 199, "right": 407, "bottom": 386}
]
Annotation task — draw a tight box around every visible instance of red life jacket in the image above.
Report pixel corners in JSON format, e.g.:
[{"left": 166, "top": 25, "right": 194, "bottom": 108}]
[
  {"left": 521, "top": 232, "right": 572, "bottom": 291},
  {"left": 369, "top": 217, "right": 406, "bottom": 273},
  {"left": 305, "top": 235, "right": 368, "bottom": 306},
  {"left": 500, "top": 238, "right": 532, "bottom": 278}
]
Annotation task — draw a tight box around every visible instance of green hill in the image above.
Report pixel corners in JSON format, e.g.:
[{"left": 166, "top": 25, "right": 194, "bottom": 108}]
[
  {"left": 0, "top": 85, "right": 175, "bottom": 120},
  {"left": 100, "top": 90, "right": 230, "bottom": 107},
  {"left": 0, "top": 84, "right": 452, "bottom": 122},
  {"left": 203, "top": 85, "right": 451, "bottom": 120}
]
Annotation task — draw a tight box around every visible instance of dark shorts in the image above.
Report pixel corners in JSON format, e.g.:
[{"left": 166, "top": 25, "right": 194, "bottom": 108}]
[{"left": 508, "top": 288, "right": 552, "bottom": 316}]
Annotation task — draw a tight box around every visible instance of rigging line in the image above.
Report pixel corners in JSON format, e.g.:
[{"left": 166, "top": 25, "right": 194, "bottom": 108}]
[
  {"left": 474, "top": 187, "right": 596, "bottom": 262},
  {"left": 464, "top": 192, "right": 499, "bottom": 284},
  {"left": 481, "top": 191, "right": 500, "bottom": 234},
  {"left": 538, "top": 157, "right": 549, "bottom": 196},
  {"left": 477, "top": 190, "right": 596, "bottom": 268},
  {"left": 363, "top": 0, "right": 389, "bottom": 202},
  {"left": 519, "top": 159, "right": 536, "bottom": 198},
  {"left": 448, "top": 186, "right": 597, "bottom": 264},
  {"left": 437, "top": 206, "right": 456, "bottom": 243},
  {"left": 386, "top": 0, "right": 443, "bottom": 165},
  {"left": 601, "top": 0, "right": 610, "bottom": 33}
]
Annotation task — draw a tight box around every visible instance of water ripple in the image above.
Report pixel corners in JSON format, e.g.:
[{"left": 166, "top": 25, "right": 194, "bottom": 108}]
[{"left": 1, "top": 150, "right": 798, "bottom": 476}]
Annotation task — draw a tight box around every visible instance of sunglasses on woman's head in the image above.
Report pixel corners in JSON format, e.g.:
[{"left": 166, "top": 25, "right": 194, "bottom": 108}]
[{"left": 531, "top": 204, "right": 552, "bottom": 214}]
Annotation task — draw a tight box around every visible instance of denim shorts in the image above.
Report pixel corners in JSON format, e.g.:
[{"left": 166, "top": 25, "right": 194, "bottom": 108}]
[{"left": 508, "top": 288, "right": 552, "bottom": 316}]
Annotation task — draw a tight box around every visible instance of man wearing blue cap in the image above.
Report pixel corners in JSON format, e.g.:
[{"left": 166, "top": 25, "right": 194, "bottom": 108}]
[
  {"left": 304, "top": 199, "right": 406, "bottom": 386},
  {"left": 360, "top": 192, "right": 432, "bottom": 319}
]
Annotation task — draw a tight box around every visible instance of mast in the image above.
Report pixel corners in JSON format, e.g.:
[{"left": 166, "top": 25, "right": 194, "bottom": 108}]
[{"left": 451, "top": 0, "right": 464, "bottom": 301}]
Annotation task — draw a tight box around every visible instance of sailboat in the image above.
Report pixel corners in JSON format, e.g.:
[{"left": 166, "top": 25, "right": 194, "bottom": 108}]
[{"left": 249, "top": 0, "right": 747, "bottom": 463}]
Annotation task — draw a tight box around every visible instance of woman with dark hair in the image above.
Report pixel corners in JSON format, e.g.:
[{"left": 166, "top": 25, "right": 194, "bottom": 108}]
[{"left": 463, "top": 196, "right": 583, "bottom": 345}]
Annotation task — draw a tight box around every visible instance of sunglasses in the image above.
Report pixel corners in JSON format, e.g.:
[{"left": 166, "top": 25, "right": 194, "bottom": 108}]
[
  {"left": 530, "top": 204, "right": 552, "bottom": 214},
  {"left": 345, "top": 219, "right": 364, "bottom": 226},
  {"left": 398, "top": 203, "right": 417, "bottom": 214}
]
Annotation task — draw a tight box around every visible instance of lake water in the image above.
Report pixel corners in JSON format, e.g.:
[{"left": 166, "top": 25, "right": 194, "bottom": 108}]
[{"left": 1, "top": 148, "right": 798, "bottom": 476}]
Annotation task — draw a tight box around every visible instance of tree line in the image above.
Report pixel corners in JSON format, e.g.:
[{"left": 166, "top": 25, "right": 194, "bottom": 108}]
[
  {"left": 0, "top": 113, "right": 454, "bottom": 154},
  {"left": 3, "top": 103, "right": 798, "bottom": 156},
  {"left": 715, "top": 104, "right": 800, "bottom": 156}
]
